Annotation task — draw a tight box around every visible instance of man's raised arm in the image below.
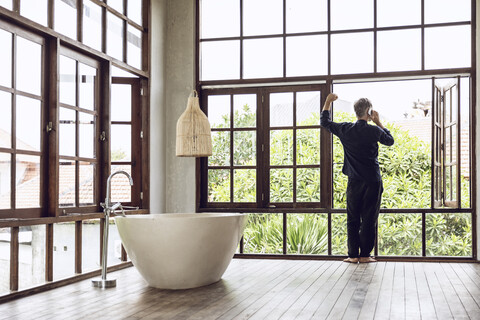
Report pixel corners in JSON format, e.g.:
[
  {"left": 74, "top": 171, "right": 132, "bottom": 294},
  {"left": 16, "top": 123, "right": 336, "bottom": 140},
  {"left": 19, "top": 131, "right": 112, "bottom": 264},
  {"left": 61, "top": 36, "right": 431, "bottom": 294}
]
[{"left": 320, "top": 93, "right": 339, "bottom": 132}]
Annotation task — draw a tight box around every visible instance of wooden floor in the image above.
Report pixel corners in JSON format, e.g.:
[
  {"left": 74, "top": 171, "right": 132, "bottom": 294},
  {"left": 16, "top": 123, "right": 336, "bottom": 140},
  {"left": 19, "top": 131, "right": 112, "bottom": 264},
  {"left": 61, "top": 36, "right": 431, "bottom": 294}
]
[{"left": 1, "top": 259, "right": 480, "bottom": 319}]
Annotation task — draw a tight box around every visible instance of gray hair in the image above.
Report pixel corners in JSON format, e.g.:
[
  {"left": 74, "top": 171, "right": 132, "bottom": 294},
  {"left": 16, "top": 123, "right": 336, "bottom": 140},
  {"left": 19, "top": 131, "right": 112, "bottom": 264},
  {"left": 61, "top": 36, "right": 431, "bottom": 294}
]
[{"left": 354, "top": 98, "right": 372, "bottom": 118}]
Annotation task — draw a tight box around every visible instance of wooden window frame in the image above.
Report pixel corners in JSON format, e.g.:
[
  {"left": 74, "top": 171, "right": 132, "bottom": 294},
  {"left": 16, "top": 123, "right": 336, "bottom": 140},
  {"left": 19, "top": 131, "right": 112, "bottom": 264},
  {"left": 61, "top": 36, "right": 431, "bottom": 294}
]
[
  {"left": 196, "top": 0, "right": 477, "bottom": 259},
  {"left": 0, "top": 0, "right": 150, "bottom": 300},
  {"left": 111, "top": 77, "right": 143, "bottom": 207},
  {"left": 197, "top": 0, "right": 473, "bottom": 86},
  {"left": 199, "top": 85, "right": 330, "bottom": 211},
  {"left": 0, "top": 20, "right": 46, "bottom": 219},
  {"left": 57, "top": 46, "right": 101, "bottom": 214}
]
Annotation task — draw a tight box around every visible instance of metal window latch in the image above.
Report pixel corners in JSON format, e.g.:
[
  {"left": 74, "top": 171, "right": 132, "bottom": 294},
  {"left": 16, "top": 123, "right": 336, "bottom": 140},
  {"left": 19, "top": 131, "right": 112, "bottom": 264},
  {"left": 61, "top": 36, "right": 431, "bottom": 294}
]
[
  {"left": 100, "top": 131, "right": 106, "bottom": 141},
  {"left": 46, "top": 122, "right": 53, "bottom": 133}
]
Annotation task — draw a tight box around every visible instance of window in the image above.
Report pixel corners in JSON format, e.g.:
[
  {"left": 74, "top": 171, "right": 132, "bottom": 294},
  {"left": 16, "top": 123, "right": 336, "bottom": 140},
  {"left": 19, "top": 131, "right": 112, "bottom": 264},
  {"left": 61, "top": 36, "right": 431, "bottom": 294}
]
[
  {"left": 8, "top": 0, "right": 145, "bottom": 71},
  {"left": 0, "top": 26, "right": 44, "bottom": 215},
  {"left": 198, "top": 0, "right": 475, "bottom": 258},
  {"left": 0, "top": 5, "right": 149, "bottom": 219},
  {"left": 203, "top": 85, "right": 325, "bottom": 209},
  {"left": 0, "top": 1, "right": 150, "bottom": 295},
  {"left": 433, "top": 77, "right": 463, "bottom": 208},
  {"left": 110, "top": 77, "right": 143, "bottom": 205},
  {"left": 199, "top": 0, "right": 471, "bottom": 82},
  {"left": 59, "top": 50, "right": 98, "bottom": 210}
]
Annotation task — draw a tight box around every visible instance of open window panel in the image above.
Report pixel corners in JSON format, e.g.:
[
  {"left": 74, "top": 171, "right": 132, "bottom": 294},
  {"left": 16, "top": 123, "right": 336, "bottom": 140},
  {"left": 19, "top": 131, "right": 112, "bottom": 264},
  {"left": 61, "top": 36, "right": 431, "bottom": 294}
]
[
  {"left": 110, "top": 77, "right": 143, "bottom": 207},
  {"left": 432, "top": 76, "right": 463, "bottom": 208}
]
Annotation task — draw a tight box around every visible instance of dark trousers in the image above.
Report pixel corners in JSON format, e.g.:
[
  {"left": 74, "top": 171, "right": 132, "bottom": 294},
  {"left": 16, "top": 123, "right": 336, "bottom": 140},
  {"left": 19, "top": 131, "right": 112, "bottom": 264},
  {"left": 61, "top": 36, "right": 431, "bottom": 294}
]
[{"left": 346, "top": 178, "right": 383, "bottom": 258}]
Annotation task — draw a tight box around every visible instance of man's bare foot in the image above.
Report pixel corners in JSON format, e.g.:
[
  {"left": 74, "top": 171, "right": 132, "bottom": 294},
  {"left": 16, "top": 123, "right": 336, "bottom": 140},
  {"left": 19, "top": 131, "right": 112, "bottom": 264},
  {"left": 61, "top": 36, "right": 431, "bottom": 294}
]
[
  {"left": 359, "top": 257, "right": 377, "bottom": 263},
  {"left": 343, "top": 257, "right": 359, "bottom": 263}
]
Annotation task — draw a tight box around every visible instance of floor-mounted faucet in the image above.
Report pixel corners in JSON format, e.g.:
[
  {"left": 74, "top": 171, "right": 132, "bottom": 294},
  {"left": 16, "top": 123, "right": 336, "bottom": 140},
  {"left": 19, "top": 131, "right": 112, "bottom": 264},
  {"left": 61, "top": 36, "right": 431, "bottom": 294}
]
[{"left": 92, "top": 170, "right": 134, "bottom": 288}]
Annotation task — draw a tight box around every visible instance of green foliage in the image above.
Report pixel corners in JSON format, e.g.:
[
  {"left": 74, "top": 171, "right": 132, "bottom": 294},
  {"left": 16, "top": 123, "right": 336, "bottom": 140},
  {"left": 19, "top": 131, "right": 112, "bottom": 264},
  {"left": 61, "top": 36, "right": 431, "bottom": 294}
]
[
  {"left": 111, "top": 149, "right": 127, "bottom": 161},
  {"left": 243, "top": 214, "right": 328, "bottom": 254},
  {"left": 210, "top": 106, "right": 472, "bottom": 257}
]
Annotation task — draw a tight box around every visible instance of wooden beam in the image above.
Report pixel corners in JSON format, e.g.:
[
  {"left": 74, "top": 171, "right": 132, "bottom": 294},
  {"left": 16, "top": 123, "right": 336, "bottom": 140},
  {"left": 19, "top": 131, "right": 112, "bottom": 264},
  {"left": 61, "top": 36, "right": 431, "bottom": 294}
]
[
  {"left": 45, "top": 224, "right": 53, "bottom": 282},
  {"left": 75, "top": 221, "right": 82, "bottom": 274},
  {"left": 10, "top": 227, "right": 19, "bottom": 291},
  {"left": 45, "top": 37, "right": 60, "bottom": 218}
]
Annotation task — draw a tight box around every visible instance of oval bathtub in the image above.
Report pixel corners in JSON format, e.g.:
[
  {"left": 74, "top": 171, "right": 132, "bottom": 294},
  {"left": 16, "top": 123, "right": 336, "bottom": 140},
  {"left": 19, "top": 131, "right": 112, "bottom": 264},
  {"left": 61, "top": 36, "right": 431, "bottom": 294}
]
[{"left": 115, "top": 213, "right": 247, "bottom": 289}]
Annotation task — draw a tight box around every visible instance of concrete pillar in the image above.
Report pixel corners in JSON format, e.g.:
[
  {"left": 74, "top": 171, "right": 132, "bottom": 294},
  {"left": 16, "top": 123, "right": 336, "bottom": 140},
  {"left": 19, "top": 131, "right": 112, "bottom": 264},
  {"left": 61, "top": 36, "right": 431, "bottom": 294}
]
[
  {"left": 164, "top": 0, "right": 197, "bottom": 213},
  {"left": 150, "top": 0, "right": 167, "bottom": 213}
]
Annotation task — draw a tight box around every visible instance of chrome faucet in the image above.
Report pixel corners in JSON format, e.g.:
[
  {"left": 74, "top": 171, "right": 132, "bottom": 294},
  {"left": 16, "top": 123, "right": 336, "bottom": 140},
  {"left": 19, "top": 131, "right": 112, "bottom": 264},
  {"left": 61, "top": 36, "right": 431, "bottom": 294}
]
[
  {"left": 92, "top": 170, "right": 134, "bottom": 288},
  {"left": 105, "top": 170, "right": 134, "bottom": 212}
]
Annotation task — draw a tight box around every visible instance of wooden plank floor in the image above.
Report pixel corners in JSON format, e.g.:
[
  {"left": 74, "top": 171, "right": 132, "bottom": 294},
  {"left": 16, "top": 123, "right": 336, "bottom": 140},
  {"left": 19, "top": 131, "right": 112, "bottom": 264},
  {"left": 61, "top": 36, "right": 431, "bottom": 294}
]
[{"left": 0, "top": 259, "right": 479, "bottom": 319}]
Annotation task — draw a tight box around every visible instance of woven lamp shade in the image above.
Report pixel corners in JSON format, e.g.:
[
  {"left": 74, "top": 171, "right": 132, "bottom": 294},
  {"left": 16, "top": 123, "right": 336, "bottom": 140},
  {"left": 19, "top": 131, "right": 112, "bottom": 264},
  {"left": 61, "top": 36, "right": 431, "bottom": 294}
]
[{"left": 176, "top": 91, "right": 212, "bottom": 157}]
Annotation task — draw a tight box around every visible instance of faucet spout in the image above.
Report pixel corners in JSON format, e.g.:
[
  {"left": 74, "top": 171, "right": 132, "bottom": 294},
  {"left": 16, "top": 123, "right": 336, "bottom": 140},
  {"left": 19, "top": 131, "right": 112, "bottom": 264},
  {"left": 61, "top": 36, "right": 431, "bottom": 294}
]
[{"left": 105, "top": 170, "right": 133, "bottom": 207}]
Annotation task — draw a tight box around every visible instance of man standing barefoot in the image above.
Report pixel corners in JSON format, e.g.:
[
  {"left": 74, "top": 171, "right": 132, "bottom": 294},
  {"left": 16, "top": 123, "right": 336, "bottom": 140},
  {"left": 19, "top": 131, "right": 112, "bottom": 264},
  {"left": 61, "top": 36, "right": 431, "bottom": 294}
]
[{"left": 320, "top": 93, "right": 394, "bottom": 263}]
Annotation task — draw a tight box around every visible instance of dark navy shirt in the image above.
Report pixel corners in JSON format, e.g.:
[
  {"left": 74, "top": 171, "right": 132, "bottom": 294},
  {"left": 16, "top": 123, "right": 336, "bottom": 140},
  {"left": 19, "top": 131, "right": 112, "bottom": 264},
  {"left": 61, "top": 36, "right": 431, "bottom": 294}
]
[{"left": 320, "top": 110, "right": 394, "bottom": 182}]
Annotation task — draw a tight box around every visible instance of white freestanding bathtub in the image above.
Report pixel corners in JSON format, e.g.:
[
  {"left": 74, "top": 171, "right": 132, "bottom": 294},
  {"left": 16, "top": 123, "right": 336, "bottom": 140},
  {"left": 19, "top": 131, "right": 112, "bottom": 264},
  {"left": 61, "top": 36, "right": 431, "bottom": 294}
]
[{"left": 115, "top": 213, "right": 247, "bottom": 289}]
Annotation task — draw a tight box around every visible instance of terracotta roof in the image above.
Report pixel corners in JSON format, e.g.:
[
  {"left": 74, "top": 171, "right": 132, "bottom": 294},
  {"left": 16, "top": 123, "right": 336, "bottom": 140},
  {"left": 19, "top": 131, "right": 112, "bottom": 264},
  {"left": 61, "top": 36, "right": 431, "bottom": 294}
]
[{"left": 0, "top": 163, "right": 132, "bottom": 209}]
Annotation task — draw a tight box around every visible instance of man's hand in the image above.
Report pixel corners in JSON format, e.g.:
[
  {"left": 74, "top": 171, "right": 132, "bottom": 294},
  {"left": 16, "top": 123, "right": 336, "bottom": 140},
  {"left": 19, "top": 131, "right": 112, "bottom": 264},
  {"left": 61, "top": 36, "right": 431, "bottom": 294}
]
[
  {"left": 322, "top": 93, "right": 338, "bottom": 111},
  {"left": 326, "top": 93, "right": 338, "bottom": 103},
  {"left": 369, "top": 110, "right": 385, "bottom": 129}
]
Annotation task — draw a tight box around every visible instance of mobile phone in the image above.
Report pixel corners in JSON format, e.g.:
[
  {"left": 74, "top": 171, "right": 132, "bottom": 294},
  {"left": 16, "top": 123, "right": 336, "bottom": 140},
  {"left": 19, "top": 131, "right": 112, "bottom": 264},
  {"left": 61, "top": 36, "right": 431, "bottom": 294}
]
[{"left": 368, "top": 108, "right": 372, "bottom": 116}]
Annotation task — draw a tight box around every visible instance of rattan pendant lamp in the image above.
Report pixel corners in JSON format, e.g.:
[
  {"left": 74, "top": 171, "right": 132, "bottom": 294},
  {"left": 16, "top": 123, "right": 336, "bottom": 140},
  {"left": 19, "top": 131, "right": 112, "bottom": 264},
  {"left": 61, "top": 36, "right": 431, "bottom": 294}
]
[{"left": 176, "top": 90, "right": 212, "bottom": 157}]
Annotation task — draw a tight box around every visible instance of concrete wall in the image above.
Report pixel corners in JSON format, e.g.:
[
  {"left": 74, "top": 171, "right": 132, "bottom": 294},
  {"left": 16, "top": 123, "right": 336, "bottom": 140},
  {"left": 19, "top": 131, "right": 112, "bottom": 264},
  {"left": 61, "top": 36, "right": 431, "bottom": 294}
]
[
  {"left": 149, "top": 0, "right": 167, "bottom": 213},
  {"left": 150, "top": 0, "right": 197, "bottom": 213}
]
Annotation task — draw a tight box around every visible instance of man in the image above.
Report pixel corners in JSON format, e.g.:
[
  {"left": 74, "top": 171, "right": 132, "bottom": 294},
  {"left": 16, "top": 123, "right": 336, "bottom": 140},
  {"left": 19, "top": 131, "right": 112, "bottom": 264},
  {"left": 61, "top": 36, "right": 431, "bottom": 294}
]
[{"left": 320, "top": 93, "right": 394, "bottom": 263}]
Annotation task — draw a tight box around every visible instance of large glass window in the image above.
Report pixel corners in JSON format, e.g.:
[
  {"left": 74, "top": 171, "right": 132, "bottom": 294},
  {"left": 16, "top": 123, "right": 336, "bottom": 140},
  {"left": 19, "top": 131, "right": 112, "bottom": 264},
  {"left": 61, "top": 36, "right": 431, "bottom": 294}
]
[
  {"left": 205, "top": 86, "right": 323, "bottom": 208},
  {"left": 198, "top": 0, "right": 475, "bottom": 259},
  {"left": 0, "top": 1, "right": 149, "bottom": 295},
  {"left": 199, "top": 0, "right": 472, "bottom": 81}
]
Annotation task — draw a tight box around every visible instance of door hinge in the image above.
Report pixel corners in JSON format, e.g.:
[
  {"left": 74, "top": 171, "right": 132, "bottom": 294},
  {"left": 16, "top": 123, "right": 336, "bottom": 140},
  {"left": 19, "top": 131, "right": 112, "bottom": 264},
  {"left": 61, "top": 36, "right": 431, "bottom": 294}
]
[
  {"left": 262, "top": 144, "right": 264, "bottom": 152},
  {"left": 140, "top": 192, "right": 144, "bottom": 200},
  {"left": 140, "top": 87, "right": 144, "bottom": 96},
  {"left": 262, "top": 193, "right": 264, "bottom": 201},
  {"left": 140, "top": 131, "right": 144, "bottom": 139},
  {"left": 262, "top": 95, "right": 264, "bottom": 103},
  {"left": 440, "top": 95, "right": 444, "bottom": 103}
]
